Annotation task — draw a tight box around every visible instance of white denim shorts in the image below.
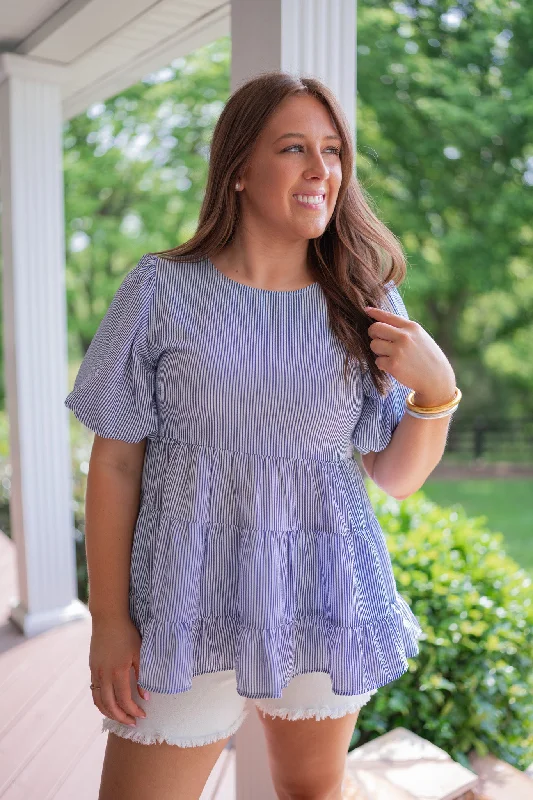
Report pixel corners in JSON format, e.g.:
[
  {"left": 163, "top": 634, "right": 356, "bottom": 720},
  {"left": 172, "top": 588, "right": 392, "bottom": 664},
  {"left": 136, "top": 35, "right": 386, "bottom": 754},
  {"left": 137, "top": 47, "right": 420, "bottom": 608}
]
[{"left": 101, "top": 667, "right": 377, "bottom": 748}]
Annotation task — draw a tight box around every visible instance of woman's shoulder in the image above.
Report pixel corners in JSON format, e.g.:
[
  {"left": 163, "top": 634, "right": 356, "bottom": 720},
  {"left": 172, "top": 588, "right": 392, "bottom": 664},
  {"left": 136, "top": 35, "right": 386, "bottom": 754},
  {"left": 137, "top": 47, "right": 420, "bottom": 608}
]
[{"left": 145, "top": 252, "right": 210, "bottom": 293}]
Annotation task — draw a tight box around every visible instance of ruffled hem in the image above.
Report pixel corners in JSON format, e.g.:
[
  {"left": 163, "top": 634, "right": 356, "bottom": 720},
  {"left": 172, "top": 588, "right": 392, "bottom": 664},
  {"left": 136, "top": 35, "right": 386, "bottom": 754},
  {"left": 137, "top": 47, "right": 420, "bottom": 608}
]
[
  {"left": 127, "top": 438, "right": 424, "bottom": 700},
  {"left": 133, "top": 593, "right": 423, "bottom": 699}
]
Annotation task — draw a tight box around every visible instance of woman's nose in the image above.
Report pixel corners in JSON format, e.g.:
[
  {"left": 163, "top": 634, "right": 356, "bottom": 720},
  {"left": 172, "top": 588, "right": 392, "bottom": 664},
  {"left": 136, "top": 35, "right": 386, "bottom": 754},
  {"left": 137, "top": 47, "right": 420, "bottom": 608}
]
[{"left": 304, "top": 158, "right": 329, "bottom": 180}]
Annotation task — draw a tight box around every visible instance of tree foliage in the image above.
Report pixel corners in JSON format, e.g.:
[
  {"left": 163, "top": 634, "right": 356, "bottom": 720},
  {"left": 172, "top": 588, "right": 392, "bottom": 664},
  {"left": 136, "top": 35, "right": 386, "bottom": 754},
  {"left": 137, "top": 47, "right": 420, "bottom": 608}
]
[{"left": 356, "top": 0, "right": 533, "bottom": 416}]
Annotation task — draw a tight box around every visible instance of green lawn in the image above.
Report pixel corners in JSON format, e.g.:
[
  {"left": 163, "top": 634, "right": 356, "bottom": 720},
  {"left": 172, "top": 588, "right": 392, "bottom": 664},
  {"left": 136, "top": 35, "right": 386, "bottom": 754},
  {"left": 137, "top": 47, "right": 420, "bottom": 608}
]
[{"left": 421, "top": 478, "right": 533, "bottom": 574}]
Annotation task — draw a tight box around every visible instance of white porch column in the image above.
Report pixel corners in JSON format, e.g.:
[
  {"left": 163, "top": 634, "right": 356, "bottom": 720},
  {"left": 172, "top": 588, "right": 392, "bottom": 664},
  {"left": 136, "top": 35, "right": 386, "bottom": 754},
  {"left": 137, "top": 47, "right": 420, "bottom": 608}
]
[
  {"left": 231, "top": 0, "right": 356, "bottom": 136},
  {"left": 0, "top": 53, "right": 90, "bottom": 637},
  {"left": 230, "top": 2, "right": 357, "bottom": 798}
]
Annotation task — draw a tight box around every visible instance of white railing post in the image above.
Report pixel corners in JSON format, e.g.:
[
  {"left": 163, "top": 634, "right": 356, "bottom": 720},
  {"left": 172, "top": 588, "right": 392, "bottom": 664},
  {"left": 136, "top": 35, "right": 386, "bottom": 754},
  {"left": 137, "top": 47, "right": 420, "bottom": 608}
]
[{"left": 0, "top": 53, "right": 89, "bottom": 636}]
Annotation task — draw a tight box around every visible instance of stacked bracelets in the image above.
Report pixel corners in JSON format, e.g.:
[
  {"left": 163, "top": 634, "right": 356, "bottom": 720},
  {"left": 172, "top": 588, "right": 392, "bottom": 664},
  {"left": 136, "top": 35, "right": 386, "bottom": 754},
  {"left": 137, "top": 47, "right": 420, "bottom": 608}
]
[{"left": 405, "top": 387, "right": 462, "bottom": 420}]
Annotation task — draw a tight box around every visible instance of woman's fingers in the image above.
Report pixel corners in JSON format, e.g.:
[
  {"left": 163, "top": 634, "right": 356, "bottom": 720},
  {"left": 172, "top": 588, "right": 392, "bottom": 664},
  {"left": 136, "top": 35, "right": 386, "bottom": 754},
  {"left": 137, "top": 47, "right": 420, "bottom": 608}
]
[
  {"left": 114, "top": 669, "right": 147, "bottom": 720},
  {"left": 91, "top": 681, "right": 120, "bottom": 723},
  {"left": 369, "top": 337, "right": 395, "bottom": 356},
  {"left": 98, "top": 673, "right": 137, "bottom": 726},
  {"left": 368, "top": 320, "right": 411, "bottom": 342},
  {"left": 364, "top": 306, "right": 412, "bottom": 327},
  {"left": 88, "top": 619, "right": 148, "bottom": 726}
]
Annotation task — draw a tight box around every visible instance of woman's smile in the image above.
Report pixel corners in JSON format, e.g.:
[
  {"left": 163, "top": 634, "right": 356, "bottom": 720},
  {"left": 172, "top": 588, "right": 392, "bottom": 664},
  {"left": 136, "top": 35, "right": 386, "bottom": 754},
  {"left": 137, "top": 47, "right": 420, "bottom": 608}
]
[{"left": 293, "top": 193, "right": 326, "bottom": 208}]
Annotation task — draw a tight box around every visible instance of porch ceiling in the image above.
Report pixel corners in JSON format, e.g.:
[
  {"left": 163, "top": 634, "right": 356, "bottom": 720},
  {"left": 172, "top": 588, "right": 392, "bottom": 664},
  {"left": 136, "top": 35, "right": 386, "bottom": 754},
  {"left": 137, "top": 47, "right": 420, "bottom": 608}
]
[{"left": 0, "top": 0, "right": 229, "bottom": 119}]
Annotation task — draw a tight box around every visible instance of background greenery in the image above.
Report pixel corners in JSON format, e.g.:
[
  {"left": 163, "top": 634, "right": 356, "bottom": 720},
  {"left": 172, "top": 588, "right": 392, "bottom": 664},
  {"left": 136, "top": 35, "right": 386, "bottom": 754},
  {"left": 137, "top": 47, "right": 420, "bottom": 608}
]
[
  {"left": 356, "top": 0, "right": 533, "bottom": 423},
  {"left": 422, "top": 478, "right": 533, "bottom": 575},
  {"left": 349, "top": 481, "right": 533, "bottom": 772}
]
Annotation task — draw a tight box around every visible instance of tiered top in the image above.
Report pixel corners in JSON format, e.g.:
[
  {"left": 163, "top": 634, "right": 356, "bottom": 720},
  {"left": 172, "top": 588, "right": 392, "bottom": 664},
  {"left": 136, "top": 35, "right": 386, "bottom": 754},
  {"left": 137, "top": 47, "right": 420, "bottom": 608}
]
[{"left": 64, "top": 253, "right": 423, "bottom": 698}]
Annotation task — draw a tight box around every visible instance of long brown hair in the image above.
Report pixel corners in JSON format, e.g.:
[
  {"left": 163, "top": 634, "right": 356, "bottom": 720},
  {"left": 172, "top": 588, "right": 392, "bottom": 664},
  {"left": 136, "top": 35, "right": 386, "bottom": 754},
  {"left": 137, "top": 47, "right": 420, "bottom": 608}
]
[{"left": 152, "top": 71, "right": 408, "bottom": 395}]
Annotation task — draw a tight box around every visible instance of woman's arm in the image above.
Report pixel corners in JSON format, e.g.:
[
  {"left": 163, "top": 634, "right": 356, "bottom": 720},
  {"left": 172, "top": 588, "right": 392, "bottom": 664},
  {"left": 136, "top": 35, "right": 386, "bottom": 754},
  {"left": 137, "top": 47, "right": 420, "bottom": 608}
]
[
  {"left": 360, "top": 301, "right": 457, "bottom": 501},
  {"left": 361, "top": 383, "right": 456, "bottom": 500},
  {"left": 85, "top": 435, "right": 146, "bottom": 622}
]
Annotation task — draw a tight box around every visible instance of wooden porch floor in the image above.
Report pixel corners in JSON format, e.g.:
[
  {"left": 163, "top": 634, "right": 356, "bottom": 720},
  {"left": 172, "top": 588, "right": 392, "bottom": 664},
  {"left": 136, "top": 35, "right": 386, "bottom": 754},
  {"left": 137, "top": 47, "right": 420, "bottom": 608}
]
[{"left": 0, "top": 530, "right": 235, "bottom": 799}]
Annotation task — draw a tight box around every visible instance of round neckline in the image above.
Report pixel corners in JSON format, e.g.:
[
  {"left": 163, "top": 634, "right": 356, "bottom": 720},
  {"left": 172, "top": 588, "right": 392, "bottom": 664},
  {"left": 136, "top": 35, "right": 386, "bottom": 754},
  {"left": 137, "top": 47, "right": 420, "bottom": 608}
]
[{"left": 205, "top": 256, "right": 319, "bottom": 296}]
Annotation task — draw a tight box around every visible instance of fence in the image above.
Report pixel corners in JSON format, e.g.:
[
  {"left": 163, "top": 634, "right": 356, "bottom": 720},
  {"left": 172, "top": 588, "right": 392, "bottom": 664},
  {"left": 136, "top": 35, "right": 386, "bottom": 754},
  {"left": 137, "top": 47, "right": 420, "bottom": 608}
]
[{"left": 446, "top": 416, "right": 533, "bottom": 462}]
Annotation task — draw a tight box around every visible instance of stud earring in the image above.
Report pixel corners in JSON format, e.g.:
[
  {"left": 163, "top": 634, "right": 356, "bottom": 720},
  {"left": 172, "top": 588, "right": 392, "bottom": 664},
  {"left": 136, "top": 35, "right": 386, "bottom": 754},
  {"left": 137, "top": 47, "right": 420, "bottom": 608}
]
[{"left": 235, "top": 181, "right": 241, "bottom": 190}]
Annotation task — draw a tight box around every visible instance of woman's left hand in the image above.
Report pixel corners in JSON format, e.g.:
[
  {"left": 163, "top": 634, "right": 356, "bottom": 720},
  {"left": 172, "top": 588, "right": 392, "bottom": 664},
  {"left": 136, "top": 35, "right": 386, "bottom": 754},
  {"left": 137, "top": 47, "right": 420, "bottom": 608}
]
[{"left": 364, "top": 305, "right": 456, "bottom": 406}]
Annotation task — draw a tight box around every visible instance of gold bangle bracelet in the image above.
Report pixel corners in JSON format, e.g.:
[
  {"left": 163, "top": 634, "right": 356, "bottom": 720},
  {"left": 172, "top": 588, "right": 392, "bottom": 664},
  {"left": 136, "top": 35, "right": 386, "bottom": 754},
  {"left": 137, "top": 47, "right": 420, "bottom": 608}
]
[{"left": 406, "top": 387, "right": 462, "bottom": 414}]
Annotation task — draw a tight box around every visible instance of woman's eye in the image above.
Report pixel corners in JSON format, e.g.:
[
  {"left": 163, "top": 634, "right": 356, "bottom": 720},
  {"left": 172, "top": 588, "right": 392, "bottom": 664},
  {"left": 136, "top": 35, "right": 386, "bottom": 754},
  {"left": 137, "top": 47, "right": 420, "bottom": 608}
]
[{"left": 283, "top": 145, "right": 341, "bottom": 155}]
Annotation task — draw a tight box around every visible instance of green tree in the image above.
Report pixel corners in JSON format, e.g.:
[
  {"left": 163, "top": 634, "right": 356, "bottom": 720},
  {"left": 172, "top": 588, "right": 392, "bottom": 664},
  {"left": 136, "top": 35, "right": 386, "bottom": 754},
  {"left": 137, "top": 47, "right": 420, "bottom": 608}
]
[{"left": 356, "top": 0, "right": 533, "bottom": 417}]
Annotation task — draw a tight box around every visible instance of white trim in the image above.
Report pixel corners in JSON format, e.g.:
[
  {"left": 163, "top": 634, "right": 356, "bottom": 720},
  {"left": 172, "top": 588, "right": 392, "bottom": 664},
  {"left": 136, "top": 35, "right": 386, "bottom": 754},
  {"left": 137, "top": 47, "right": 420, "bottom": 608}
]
[
  {"left": 63, "top": 3, "right": 230, "bottom": 120},
  {"left": 0, "top": 52, "right": 69, "bottom": 87},
  {"left": 16, "top": 0, "right": 101, "bottom": 56},
  {"left": 0, "top": 73, "right": 80, "bottom": 639},
  {"left": 9, "top": 598, "right": 90, "bottom": 638}
]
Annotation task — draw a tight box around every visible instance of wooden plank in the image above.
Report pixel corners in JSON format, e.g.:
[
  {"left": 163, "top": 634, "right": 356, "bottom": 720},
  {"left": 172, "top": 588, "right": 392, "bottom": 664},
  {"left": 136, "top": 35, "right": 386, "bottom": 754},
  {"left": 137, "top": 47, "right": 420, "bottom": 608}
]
[
  {"left": 2, "top": 686, "right": 101, "bottom": 799},
  {"left": 52, "top": 725, "right": 107, "bottom": 800},
  {"left": 0, "top": 644, "right": 92, "bottom": 794},
  {"left": 346, "top": 727, "right": 479, "bottom": 800},
  {"left": 467, "top": 753, "right": 533, "bottom": 800},
  {"left": 0, "top": 622, "right": 90, "bottom": 730}
]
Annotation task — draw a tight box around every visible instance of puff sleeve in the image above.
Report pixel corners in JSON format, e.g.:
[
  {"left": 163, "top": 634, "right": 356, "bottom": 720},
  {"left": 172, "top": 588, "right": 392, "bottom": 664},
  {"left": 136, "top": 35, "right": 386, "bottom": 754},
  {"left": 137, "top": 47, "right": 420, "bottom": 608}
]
[
  {"left": 351, "top": 281, "right": 412, "bottom": 455},
  {"left": 64, "top": 253, "right": 159, "bottom": 443}
]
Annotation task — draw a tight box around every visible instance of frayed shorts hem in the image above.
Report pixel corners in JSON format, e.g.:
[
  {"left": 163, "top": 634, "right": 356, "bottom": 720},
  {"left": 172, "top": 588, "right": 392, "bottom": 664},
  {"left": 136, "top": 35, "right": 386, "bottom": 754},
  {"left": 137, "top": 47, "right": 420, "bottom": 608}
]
[
  {"left": 254, "top": 692, "right": 376, "bottom": 722},
  {"left": 101, "top": 668, "right": 377, "bottom": 748},
  {"left": 102, "top": 706, "right": 249, "bottom": 748}
]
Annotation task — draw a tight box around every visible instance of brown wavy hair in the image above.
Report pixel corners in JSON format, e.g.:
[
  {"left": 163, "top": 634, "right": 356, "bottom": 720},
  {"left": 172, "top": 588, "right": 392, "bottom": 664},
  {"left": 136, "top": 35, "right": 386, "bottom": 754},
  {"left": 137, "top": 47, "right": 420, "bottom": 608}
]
[{"left": 152, "top": 70, "right": 408, "bottom": 395}]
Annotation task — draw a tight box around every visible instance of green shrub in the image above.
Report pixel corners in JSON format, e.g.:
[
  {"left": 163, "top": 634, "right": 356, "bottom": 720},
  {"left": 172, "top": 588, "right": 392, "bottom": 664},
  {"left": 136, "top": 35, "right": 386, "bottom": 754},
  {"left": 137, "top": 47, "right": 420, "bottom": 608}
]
[{"left": 349, "top": 481, "right": 533, "bottom": 771}]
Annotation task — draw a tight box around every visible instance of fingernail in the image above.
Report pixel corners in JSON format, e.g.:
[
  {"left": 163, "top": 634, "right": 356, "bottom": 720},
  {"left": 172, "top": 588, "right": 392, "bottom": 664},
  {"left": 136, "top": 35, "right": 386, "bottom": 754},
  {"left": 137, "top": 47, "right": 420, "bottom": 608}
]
[
  {"left": 127, "top": 722, "right": 136, "bottom": 727},
  {"left": 144, "top": 691, "right": 150, "bottom": 700}
]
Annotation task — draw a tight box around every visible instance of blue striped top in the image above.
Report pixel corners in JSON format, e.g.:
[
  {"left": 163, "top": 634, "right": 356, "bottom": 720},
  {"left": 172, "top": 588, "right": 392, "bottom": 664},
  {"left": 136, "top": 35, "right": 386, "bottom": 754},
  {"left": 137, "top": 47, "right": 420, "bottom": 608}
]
[{"left": 64, "top": 252, "right": 423, "bottom": 698}]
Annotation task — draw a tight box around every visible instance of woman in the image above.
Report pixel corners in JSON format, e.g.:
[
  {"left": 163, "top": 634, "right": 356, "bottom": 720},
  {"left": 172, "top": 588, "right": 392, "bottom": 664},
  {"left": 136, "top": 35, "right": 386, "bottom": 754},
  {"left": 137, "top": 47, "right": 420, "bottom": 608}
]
[{"left": 65, "top": 71, "right": 459, "bottom": 800}]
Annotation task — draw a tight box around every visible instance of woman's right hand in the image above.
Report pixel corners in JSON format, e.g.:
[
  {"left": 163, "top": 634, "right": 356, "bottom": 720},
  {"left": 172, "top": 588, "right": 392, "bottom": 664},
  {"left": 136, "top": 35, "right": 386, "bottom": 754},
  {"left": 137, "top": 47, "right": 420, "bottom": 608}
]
[{"left": 89, "top": 615, "right": 148, "bottom": 726}]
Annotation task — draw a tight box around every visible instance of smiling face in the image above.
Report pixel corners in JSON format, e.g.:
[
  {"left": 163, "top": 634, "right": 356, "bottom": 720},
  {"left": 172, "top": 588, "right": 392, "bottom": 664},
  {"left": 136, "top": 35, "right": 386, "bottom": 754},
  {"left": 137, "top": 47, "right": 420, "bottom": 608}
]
[{"left": 237, "top": 93, "right": 343, "bottom": 243}]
